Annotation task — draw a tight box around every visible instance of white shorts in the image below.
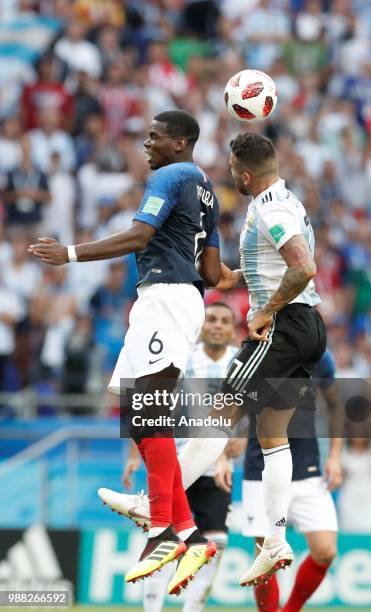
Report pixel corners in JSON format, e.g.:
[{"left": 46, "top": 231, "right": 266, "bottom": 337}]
[
  {"left": 242, "top": 477, "right": 338, "bottom": 537},
  {"left": 108, "top": 283, "right": 205, "bottom": 394}
]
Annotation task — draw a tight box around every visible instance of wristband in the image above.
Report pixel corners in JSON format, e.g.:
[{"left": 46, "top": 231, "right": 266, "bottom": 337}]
[{"left": 67, "top": 245, "right": 78, "bottom": 262}]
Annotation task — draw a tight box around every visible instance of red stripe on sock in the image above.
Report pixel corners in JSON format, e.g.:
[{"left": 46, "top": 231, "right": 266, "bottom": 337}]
[
  {"left": 282, "top": 555, "right": 329, "bottom": 612},
  {"left": 254, "top": 575, "right": 279, "bottom": 612},
  {"left": 141, "top": 437, "right": 177, "bottom": 527}
]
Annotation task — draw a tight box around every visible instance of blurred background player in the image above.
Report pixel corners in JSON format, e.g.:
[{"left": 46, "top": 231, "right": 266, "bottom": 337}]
[
  {"left": 118, "top": 302, "right": 245, "bottom": 612},
  {"left": 29, "top": 109, "right": 221, "bottom": 593},
  {"left": 243, "top": 349, "right": 343, "bottom": 612}
]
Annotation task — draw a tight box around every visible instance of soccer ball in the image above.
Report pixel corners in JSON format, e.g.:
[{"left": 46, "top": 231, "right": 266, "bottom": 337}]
[{"left": 224, "top": 69, "right": 277, "bottom": 122}]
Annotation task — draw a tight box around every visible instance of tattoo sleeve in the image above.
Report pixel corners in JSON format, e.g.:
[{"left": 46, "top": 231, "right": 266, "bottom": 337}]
[{"left": 262, "top": 234, "right": 316, "bottom": 316}]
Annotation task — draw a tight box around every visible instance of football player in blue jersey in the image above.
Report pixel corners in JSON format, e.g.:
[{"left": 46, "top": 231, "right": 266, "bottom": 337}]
[
  {"left": 29, "top": 110, "right": 222, "bottom": 593},
  {"left": 240, "top": 348, "right": 343, "bottom": 611}
]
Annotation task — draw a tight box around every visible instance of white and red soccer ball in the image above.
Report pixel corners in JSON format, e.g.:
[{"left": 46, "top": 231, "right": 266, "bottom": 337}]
[{"left": 224, "top": 69, "right": 278, "bottom": 122}]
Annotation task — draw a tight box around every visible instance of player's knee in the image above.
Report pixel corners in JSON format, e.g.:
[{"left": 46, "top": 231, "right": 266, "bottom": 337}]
[{"left": 311, "top": 545, "right": 337, "bottom": 566}]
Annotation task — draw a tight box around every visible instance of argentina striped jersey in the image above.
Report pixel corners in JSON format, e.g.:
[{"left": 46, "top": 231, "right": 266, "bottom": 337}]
[{"left": 240, "top": 178, "right": 321, "bottom": 318}]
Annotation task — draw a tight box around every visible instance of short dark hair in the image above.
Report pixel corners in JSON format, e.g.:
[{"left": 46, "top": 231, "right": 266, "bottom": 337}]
[
  {"left": 230, "top": 133, "right": 277, "bottom": 174},
  {"left": 154, "top": 110, "right": 200, "bottom": 145},
  {"left": 205, "top": 301, "right": 235, "bottom": 321}
]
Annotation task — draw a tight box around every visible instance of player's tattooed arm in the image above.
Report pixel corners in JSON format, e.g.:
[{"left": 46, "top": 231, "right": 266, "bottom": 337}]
[
  {"left": 28, "top": 221, "right": 156, "bottom": 265},
  {"left": 262, "top": 234, "right": 316, "bottom": 316}
]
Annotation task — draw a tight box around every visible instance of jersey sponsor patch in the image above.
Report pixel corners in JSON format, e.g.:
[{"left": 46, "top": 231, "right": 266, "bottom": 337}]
[
  {"left": 142, "top": 195, "right": 165, "bottom": 216},
  {"left": 269, "top": 223, "right": 286, "bottom": 244}
]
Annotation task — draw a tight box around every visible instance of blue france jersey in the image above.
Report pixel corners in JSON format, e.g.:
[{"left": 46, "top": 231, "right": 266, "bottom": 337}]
[
  {"left": 134, "top": 163, "right": 219, "bottom": 291},
  {"left": 244, "top": 349, "right": 336, "bottom": 481}
]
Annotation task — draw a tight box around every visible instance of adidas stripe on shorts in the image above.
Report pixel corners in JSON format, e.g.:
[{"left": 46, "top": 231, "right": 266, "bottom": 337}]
[{"left": 222, "top": 303, "right": 327, "bottom": 413}]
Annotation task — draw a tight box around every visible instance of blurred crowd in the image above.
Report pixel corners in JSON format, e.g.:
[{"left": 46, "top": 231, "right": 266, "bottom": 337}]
[{"left": 0, "top": 0, "right": 370, "bottom": 405}]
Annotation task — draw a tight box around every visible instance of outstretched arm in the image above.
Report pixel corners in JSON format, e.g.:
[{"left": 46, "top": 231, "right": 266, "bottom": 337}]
[{"left": 28, "top": 221, "right": 156, "bottom": 265}]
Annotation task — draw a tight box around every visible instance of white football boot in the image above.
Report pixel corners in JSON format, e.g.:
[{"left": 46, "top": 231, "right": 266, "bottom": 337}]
[
  {"left": 98, "top": 488, "right": 150, "bottom": 531},
  {"left": 240, "top": 536, "right": 294, "bottom": 587}
]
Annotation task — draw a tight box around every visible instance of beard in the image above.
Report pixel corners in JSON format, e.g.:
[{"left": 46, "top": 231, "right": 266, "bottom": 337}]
[{"left": 235, "top": 178, "right": 250, "bottom": 196}]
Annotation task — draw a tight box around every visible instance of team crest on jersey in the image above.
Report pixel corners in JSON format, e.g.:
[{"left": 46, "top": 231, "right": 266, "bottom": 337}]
[{"left": 246, "top": 213, "right": 255, "bottom": 227}]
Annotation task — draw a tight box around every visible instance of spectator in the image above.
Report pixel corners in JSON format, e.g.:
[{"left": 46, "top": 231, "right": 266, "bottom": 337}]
[
  {"left": 3, "top": 231, "right": 42, "bottom": 304},
  {"left": 31, "top": 266, "right": 77, "bottom": 376},
  {"left": 90, "top": 260, "right": 133, "bottom": 374},
  {"left": 0, "top": 116, "right": 22, "bottom": 176},
  {"left": 181, "top": 0, "right": 220, "bottom": 38},
  {"left": 74, "top": 0, "right": 126, "bottom": 29},
  {"left": 284, "top": 14, "right": 328, "bottom": 75},
  {"left": 99, "top": 57, "right": 140, "bottom": 140},
  {"left": 43, "top": 152, "right": 76, "bottom": 245},
  {"left": 74, "top": 112, "right": 105, "bottom": 168},
  {"left": 61, "top": 314, "right": 93, "bottom": 399},
  {"left": 21, "top": 54, "right": 73, "bottom": 131},
  {"left": 3, "top": 135, "right": 50, "bottom": 230},
  {"left": 67, "top": 229, "right": 109, "bottom": 309},
  {"left": 147, "top": 40, "right": 189, "bottom": 100},
  {"left": 0, "top": 221, "right": 12, "bottom": 267},
  {"left": 72, "top": 71, "right": 102, "bottom": 137},
  {"left": 54, "top": 20, "right": 102, "bottom": 79},
  {"left": 105, "top": 183, "right": 144, "bottom": 235},
  {"left": 97, "top": 25, "right": 123, "bottom": 72},
  {"left": 28, "top": 108, "right": 76, "bottom": 173},
  {"left": 0, "top": 273, "right": 24, "bottom": 391},
  {"left": 236, "top": 0, "right": 291, "bottom": 71}
]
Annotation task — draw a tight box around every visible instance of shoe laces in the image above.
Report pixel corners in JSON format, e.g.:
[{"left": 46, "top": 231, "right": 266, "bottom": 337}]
[{"left": 135, "top": 489, "right": 146, "bottom": 502}]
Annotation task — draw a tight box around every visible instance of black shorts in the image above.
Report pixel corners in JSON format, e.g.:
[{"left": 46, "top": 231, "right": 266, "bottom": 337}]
[
  {"left": 223, "top": 304, "right": 327, "bottom": 413},
  {"left": 186, "top": 476, "right": 231, "bottom": 533}
]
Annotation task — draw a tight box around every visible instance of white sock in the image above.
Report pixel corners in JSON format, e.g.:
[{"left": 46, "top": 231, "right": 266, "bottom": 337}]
[
  {"left": 143, "top": 562, "right": 173, "bottom": 612},
  {"left": 177, "top": 526, "right": 197, "bottom": 541},
  {"left": 148, "top": 526, "right": 169, "bottom": 538},
  {"left": 182, "top": 549, "right": 224, "bottom": 612},
  {"left": 262, "top": 443, "right": 292, "bottom": 541},
  {"left": 178, "top": 433, "right": 229, "bottom": 490}
]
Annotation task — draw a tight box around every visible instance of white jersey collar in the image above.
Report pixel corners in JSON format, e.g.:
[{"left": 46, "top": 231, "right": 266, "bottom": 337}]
[{"left": 251, "top": 177, "right": 286, "bottom": 204}]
